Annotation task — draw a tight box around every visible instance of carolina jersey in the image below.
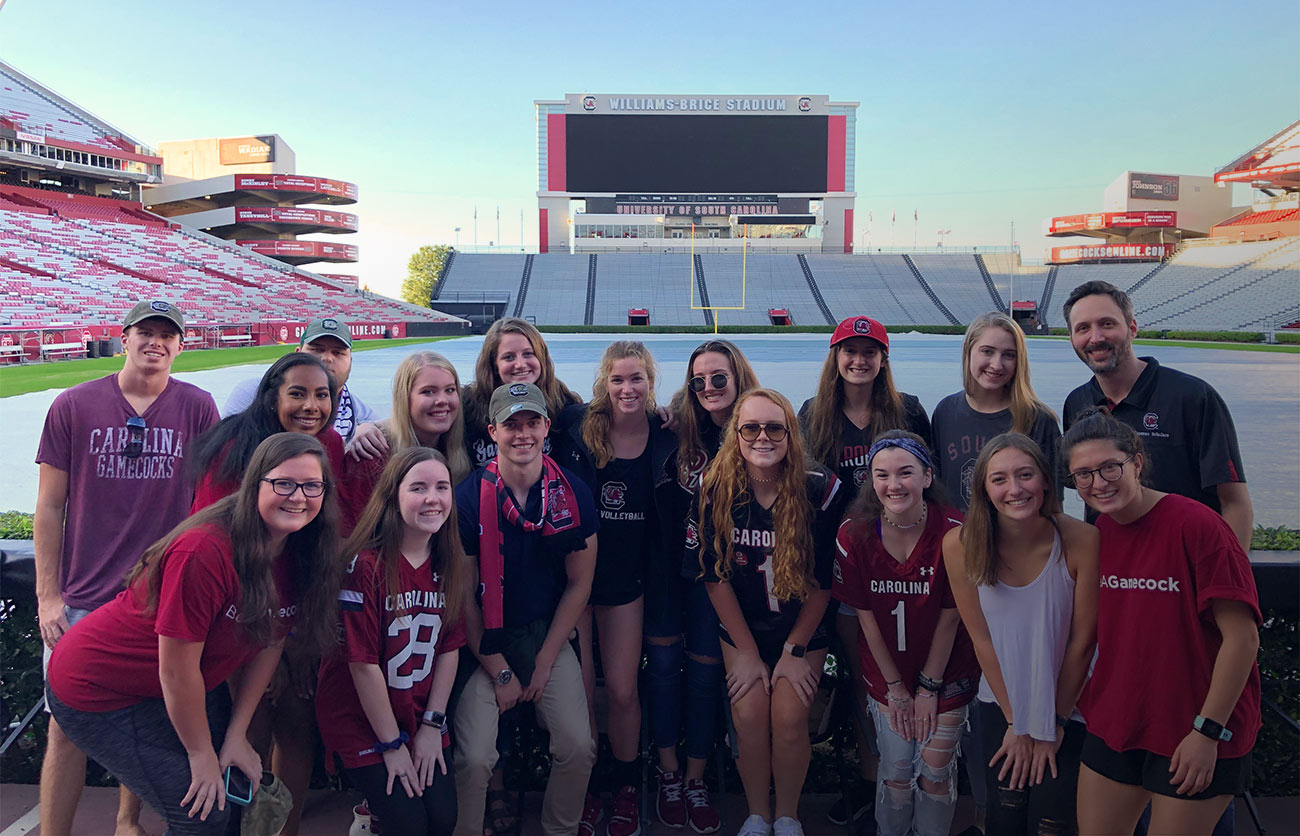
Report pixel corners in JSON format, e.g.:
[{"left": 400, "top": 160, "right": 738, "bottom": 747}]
[
  {"left": 316, "top": 549, "right": 466, "bottom": 769},
  {"left": 832, "top": 503, "right": 978, "bottom": 712}
]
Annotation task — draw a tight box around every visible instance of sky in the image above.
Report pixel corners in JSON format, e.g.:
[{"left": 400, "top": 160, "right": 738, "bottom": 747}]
[{"left": 2, "top": 0, "right": 1296, "bottom": 299}]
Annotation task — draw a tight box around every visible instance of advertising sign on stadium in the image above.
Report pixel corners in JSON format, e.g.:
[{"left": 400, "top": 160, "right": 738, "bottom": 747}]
[
  {"left": 616, "top": 194, "right": 779, "bottom": 216},
  {"left": 1049, "top": 212, "right": 1178, "bottom": 234},
  {"left": 1128, "top": 173, "right": 1179, "bottom": 201},
  {"left": 1049, "top": 244, "right": 1170, "bottom": 264},
  {"left": 219, "top": 135, "right": 275, "bottom": 165},
  {"left": 237, "top": 240, "right": 358, "bottom": 260},
  {"left": 233, "top": 174, "right": 358, "bottom": 201},
  {"left": 234, "top": 207, "right": 358, "bottom": 230},
  {"left": 566, "top": 93, "right": 829, "bottom": 116},
  {"left": 16, "top": 130, "right": 45, "bottom": 145}
]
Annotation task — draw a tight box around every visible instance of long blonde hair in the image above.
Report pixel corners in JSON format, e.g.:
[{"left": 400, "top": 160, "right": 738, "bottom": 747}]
[
  {"left": 465, "top": 318, "right": 581, "bottom": 422},
  {"left": 961, "top": 313, "right": 1056, "bottom": 434},
  {"left": 581, "top": 341, "right": 659, "bottom": 469},
  {"left": 804, "top": 338, "right": 906, "bottom": 471},
  {"left": 388, "top": 351, "right": 471, "bottom": 484},
  {"left": 699, "top": 389, "right": 814, "bottom": 602},
  {"left": 670, "top": 340, "right": 760, "bottom": 484}
]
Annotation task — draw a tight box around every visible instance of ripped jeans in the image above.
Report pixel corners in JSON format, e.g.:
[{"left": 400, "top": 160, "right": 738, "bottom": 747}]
[{"left": 869, "top": 698, "right": 967, "bottom": 836}]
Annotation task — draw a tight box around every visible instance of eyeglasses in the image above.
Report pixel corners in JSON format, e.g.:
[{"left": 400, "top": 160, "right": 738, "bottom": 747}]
[
  {"left": 1067, "top": 456, "right": 1133, "bottom": 488},
  {"left": 737, "top": 422, "right": 789, "bottom": 443},
  {"left": 261, "top": 478, "right": 327, "bottom": 498},
  {"left": 689, "top": 372, "right": 730, "bottom": 393},
  {"left": 121, "top": 417, "right": 146, "bottom": 459}
]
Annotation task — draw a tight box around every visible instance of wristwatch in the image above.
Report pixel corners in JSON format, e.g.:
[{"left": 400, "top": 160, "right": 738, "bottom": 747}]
[
  {"left": 1194, "top": 715, "right": 1232, "bottom": 742},
  {"left": 495, "top": 668, "right": 514, "bottom": 686},
  {"left": 421, "top": 710, "right": 446, "bottom": 730},
  {"left": 783, "top": 642, "right": 806, "bottom": 658}
]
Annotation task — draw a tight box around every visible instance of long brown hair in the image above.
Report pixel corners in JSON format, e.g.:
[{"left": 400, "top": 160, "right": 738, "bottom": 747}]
[
  {"left": 670, "top": 340, "right": 760, "bottom": 484},
  {"left": 804, "top": 337, "right": 906, "bottom": 471},
  {"left": 388, "top": 351, "right": 472, "bottom": 484},
  {"left": 847, "top": 429, "right": 950, "bottom": 523},
  {"left": 339, "top": 447, "right": 470, "bottom": 627},
  {"left": 130, "top": 432, "right": 343, "bottom": 654},
  {"left": 959, "top": 432, "right": 1063, "bottom": 586},
  {"left": 960, "top": 313, "right": 1057, "bottom": 434},
  {"left": 465, "top": 318, "right": 581, "bottom": 423},
  {"left": 581, "top": 341, "right": 659, "bottom": 469},
  {"left": 699, "top": 389, "right": 815, "bottom": 602}
]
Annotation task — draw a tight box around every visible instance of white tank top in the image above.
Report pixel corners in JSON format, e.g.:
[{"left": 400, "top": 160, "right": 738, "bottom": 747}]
[{"left": 976, "top": 528, "right": 1075, "bottom": 741}]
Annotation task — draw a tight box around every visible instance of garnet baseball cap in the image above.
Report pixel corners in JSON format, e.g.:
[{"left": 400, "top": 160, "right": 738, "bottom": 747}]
[
  {"left": 300, "top": 317, "right": 352, "bottom": 348},
  {"left": 830, "top": 316, "right": 889, "bottom": 352},
  {"left": 489, "top": 382, "right": 548, "bottom": 423},
  {"left": 122, "top": 299, "right": 184, "bottom": 332}
]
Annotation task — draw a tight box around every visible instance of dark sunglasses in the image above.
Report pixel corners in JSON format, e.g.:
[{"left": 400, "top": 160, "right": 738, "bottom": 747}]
[
  {"left": 261, "top": 478, "right": 327, "bottom": 498},
  {"left": 737, "top": 422, "right": 789, "bottom": 443},
  {"left": 689, "top": 372, "right": 730, "bottom": 393},
  {"left": 121, "top": 416, "right": 146, "bottom": 459}
]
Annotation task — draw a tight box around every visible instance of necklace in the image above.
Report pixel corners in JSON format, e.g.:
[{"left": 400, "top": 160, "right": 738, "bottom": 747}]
[
  {"left": 883, "top": 503, "right": 927, "bottom": 530},
  {"left": 748, "top": 470, "right": 780, "bottom": 484}
]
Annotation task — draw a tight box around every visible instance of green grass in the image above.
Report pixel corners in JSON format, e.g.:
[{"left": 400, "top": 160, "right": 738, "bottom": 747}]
[
  {"left": 1130, "top": 339, "right": 1300, "bottom": 354},
  {"left": 0, "top": 336, "right": 448, "bottom": 398}
]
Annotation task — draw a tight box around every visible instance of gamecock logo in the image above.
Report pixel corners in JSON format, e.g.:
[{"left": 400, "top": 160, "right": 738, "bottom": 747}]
[
  {"left": 685, "top": 522, "right": 699, "bottom": 550},
  {"left": 1143, "top": 412, "right": 1159, "bottom": 430},
  {"left": 798, "top": 97, "right": 811, "bottom": 112},
  {"left": 854, "top": 318, "right": 874, "bottom": 335},
  {"left": 582, "top": 95, "right": 597, "bottom": 111},
  {"left": 601, "top": 481, "right": 627, "bottom": 511},
  {"left": 279, "top": 326, "right": 288, "bottom": 341}
]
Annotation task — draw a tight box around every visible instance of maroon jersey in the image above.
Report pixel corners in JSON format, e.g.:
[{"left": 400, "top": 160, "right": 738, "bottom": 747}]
[
  {"left": 316, "top": 549, "right": 466, "bottom": 769},
  {"left": 1080, "top": 494, "right": 1260, "bottom": 759},
  {"left": 832, "top": 502, "right": 978, "bottom": 712}
]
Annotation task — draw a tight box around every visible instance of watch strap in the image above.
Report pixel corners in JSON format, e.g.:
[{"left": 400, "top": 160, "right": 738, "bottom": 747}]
[
  {"left": 783, "top": 641, "right": 806, "bottom": 658},
  {"left": 1194, "top": 715, "right": 1232, "bottom": 742}
]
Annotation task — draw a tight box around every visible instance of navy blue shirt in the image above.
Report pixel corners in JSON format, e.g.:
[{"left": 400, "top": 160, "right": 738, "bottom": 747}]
[{"left": 456, "top": 465, "right": 599, "bottom": 628}]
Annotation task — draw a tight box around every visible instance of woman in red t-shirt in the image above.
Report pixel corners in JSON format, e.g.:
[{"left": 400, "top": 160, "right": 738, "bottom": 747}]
[
  {"left": 317, "top": 447, "right": 472, "bottom": 836},
  {"left": 832, "top": 430, "right": 977, "bottom": 836},
  {"left": 1063, "top": 408, "right": 1261, "bottom": 836},
  {"left": 47, "top": 432, "right": 342, "bottom": 833}
]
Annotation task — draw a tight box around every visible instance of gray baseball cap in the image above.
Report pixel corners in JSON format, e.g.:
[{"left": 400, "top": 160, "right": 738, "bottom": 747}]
[
  {"left": 300, "top": 316, "right": 352, "bottom": 348},
  {"left": 123, "top": 299, "right": 184, "bottom": 332},
  {"left": 489, "top": 382, "right": 548, "bottom": 423}
]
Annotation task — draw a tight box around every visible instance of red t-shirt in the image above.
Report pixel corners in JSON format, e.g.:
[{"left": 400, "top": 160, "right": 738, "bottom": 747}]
[
  {"left": 316, "top": 549, "right": 467, "bottom": 769},
  {"left": 48, "top": 524, "right": 296, "bottom": 712},
  {"left": 832, "top": 502, "right": 979, "bottom": 712},
  {"left": 1079, "top": 494, "right": 1261, "bottom": 759}
]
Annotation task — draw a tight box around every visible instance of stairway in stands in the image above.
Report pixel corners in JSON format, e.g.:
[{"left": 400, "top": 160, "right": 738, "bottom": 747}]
[
  {"left": 796, "top": 255, "right": 837, "bottom": 325},
  {"left": 512, "top": 254, "right": 535, "bottom": 317},
  {"left": 974, "top": 255, "right": 1009, "bottom": 313},
  {"left": 431, "top": 250, "right": 456, "bottom": 300},
  {"left": 902, "top": 255, "right": 960, "bottom": 324},
  {"left": 1038, "top": 266, "right": 1059, "bottom": 326},
  {"left": 1125, "top": 260, "right": 1170, "bottom": 296},
  {"left": 583, "top": 255, "right": 597, "bottom": 325},
  {"left": 693, "top": 253, "right": 714, "bottom": 328}
]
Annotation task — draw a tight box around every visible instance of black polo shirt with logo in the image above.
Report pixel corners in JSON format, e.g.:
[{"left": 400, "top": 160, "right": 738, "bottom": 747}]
[{"left": 1063, "top": 357, "right": 1245, "bottom": 516}]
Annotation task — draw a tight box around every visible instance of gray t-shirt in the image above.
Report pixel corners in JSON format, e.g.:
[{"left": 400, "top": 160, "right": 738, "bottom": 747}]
[
  {"left": 221, "top": 377, "right": 373, "bottom": 443},
  {"left": 931, "top": 392, "right": 1062, "bottom": 511}
]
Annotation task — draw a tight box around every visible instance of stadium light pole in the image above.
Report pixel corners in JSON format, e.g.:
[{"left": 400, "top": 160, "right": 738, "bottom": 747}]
[{"left": 454, "top": 227, "right": 461, "bottom": 248}]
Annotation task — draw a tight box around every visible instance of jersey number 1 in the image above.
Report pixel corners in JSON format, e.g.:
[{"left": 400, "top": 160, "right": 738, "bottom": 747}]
[
  {"left": 755, "top": 554, "right": 780, "bottom": 614},
  {"left": 890, "top": 600, "right": 906, "bottom": 652}
]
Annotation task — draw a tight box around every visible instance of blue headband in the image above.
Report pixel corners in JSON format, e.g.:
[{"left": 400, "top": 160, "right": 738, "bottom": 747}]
[{"left": 867, "top": 437, "right": 933, "bottom": 471}]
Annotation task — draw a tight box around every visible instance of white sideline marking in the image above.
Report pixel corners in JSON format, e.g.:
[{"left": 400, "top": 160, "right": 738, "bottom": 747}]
[{"left": 0, "top": 803, "right": 41, "bottom": 836}]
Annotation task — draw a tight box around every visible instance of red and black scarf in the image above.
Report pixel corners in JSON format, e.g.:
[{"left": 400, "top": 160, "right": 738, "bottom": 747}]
[{"left": 477, "top": 454, "right": 581, "bottom": 654}]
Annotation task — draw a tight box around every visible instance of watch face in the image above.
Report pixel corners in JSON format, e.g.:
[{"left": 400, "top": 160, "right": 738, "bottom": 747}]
[{"left": 497, "top": 669, "right": 513, "bottom": 685}]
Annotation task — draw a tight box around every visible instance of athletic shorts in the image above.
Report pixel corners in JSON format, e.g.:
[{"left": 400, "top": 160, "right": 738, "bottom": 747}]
[
  {"left": 1081, "top": 731, "right": 1252, "bottom": 800},
  {"left": 589, "top": 546, "right": 643, "bottom": 607}
]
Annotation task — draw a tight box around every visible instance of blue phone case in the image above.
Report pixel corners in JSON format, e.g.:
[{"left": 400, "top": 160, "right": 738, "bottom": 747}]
[{"left": 224, "top": 766, "right": 254, "bottom": 806}]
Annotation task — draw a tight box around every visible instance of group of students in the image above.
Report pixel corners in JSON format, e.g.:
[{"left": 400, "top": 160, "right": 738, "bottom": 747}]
[{"left": 33, "top": 280, "right": 1260, "bottom": 836}]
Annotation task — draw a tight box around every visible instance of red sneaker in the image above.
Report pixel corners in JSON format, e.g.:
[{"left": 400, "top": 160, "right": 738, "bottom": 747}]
[
  {"left": 655, "top": 769, "right": 687, "bottom": 829},
  {"left": 607, "top": 785, "right": 642, "bottom": 836},
  {"left": 578, "top": 793, "right": 604, "bottom": 836},
  {"left": 684, "top": 779, "right": 720, "bottom": 834}
]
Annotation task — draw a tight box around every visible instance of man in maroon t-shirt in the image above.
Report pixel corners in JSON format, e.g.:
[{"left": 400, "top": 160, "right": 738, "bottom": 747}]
[{"left": 34, "top": 299, "right": 219, "bottom": 836}]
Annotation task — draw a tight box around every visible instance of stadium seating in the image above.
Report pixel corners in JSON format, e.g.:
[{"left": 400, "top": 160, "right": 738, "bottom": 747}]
[
  {"left": 0, "top": 65, "right": 128, "bottom": 151},
  {"left": 1133, "top": 239, "right": 1300, "bottom": 331},
  {"left": 589, "top": 253, "right": 708, "bottom": 326},
  {"left": 435, "top": 253, "right": 527, "bottom": 308},
  {"left": 906, "top": 255, "right": 1003, "bottom": 322},
  {"left": 519, "top": 255, "right": 591, "bottom": 324},
  {"left": 1216, "top": 208, "right": 1298, "bottom": 228},
  {"left": 696, "top": 254, "right": 829, "bottom": 326},
  {"left": 1047, "top": 262, "right": 1159, "bottom": 325},
  {"left": 805, "top": 255, "right": 950, "bottom": 325}
]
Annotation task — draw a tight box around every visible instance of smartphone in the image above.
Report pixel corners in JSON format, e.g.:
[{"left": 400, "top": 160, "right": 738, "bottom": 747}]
[{"left": 224, "top": 766, "right": 254, "bottom": 807}]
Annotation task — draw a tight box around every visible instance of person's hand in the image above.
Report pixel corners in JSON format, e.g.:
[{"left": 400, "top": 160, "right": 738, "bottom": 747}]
[
  {"left": 410, "top": 725, "right": 447, "bottom": 787},
  {"left": 912, "top": 688, "right": 938, "bottom": 742},
  {"left": 885, "top": 683, "right": 914, "bottom": 740},
  {"left": 181, "top": 747, "right": 225, "bottom": 820},
  {"left": 726, "top": 649, "right": 770, "bottom": 703},
  {"left": 771, "top": 652, "right": 819, "bottom": 707},
  {"left": 657, "top": 406, "right": 679, "bottom": 432},
  {"left": 217, "top": 734, "right": 262, "bottom": 801},
  {"left": 38, "top": 594, "right": 70, "bottom": 649},
  {"left": 347, "top": 422, "right": 389, "bottom": 461},
  {"left": 382, "top": 744, "right": 422, "bottom": 798},
  {"left": 990, "top": 727, "right": 1035, "bottom": 790},
  {"left": 493, "top": 675, "right": 523, "bottom": 713},
  {"left": 1170, "top": 730, "right": 1219, "bottom": 796},
  {"left": 285, "top": 651, "right": 316, "bottom": 700},
  {"left": 521, "top": 654, "right": 555, "bottom": 703},
  {"left": 1030, "top": 731, "right": 1065, "bottom": 785}
]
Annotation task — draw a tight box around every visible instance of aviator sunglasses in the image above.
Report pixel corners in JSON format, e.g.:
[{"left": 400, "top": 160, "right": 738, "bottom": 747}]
[
  {"left": 737, "top": 422, "right": 789, "bottom": 443},
  {"left": 120, "top": 416, "right": 147, "bottom": 459}
]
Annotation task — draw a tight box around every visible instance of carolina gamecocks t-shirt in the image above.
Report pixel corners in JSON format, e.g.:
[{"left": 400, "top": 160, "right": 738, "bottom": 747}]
[
  {"left": 931, "top": 393, "right": 1062, "bottom": 511},
  {"left": 832, "top": 503, "right": 978, "bottom": 713},
  {"left": 36, "top": 374, "right": 219, "bottom": 609},
  {"left": 591, "top": 448, "right": 654, "bottom": 606},
  {"left": 1079, "top": 493, "right": 1260, "bottom": 759},
  {"left": 317, "top": 549, "right": 466, "bottom": 769}
]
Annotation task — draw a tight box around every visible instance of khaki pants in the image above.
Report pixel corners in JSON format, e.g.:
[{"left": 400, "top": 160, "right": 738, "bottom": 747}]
[{"left": 453, "top": 643, "right": 595, "bottom": 836}]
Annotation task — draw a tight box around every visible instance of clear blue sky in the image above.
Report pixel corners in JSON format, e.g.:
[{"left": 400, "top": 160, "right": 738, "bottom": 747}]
[{"left": 3, "top": 0, "right": 1296, "bottom": 297}]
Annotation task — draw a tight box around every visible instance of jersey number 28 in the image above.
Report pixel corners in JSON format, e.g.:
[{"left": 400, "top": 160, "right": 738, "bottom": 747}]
[{"left": 387, "top": 612, "right": 443, "bottom": 689}]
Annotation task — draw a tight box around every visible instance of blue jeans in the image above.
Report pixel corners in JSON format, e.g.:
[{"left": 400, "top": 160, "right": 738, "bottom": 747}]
[{"left": 870, "top": 699, "right": 967, "bottom": 836}]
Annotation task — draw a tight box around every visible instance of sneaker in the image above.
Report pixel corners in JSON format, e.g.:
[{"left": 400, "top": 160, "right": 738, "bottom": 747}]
[
  {"left": 684, "top": 779, "right": 721, "bottom": 834},
  {"left": 736, "top": 814, "right": 772, "bottom": 836},
  {"left": 772, "top": 817, "right": 804, "bottom": 836},
  {"left": 349, "top": 804, "right": 375, "bottom": 836},
  {"left": 826, "top": 794, "right": 872, "bottom": 826},
  {"left": 578, "top": 793, "right": 605, "bottom": 836},
  {"left": 607, "top": 785, "right": 642, "bottom": 836},
  {"left": 656, "top": 769, "right": 687, "bottom": 829}
]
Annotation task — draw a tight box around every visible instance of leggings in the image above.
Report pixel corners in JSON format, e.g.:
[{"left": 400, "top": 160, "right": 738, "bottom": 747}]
[{"left": 346, "top": 753, "right": 457, "bottom": 836}]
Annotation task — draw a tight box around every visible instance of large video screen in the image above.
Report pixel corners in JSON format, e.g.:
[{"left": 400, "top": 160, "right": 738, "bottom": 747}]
[{"left": 565, "top": 115, "right": 828, "bottom": 193}]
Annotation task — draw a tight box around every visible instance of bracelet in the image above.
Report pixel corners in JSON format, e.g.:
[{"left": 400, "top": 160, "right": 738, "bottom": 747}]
[
  {"left": 885, "top": 678, "right": 902, "bottom": 686},
  {"left": 915, "top": 690, "right": 937, "bottom": 699},
  {"left": 917, "top": 673, "right": 943, "bottom": 694},
  {"left": 375, "top": 730, "right": 410, "bottom": 752},
  {"left": 886, "top": 692, "right": 912, "bottom": 705}
]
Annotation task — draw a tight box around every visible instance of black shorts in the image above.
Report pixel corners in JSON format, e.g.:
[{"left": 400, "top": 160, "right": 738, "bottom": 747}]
[
  {"left": 1081, "top": 731, "right": 1252, "bottom": 800},
  {"left": 589, "top": 548, "right": 643, "bottom": 607},
  {"left": 720, "top": 623, "right": 829, "bottom": 669}
]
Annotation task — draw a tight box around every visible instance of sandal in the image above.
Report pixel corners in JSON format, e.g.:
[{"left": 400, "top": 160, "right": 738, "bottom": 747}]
[{"left": 486, "top": 788, "right": 519, "bottom": 836}]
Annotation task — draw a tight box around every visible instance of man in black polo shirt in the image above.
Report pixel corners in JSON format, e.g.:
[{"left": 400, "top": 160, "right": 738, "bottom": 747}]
[{"left": 1061, "top": 280, "right": 1253, "bottom": 550}]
